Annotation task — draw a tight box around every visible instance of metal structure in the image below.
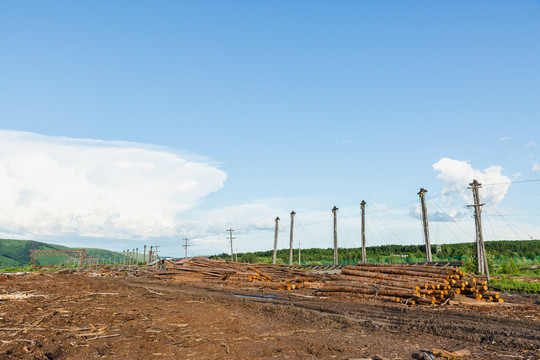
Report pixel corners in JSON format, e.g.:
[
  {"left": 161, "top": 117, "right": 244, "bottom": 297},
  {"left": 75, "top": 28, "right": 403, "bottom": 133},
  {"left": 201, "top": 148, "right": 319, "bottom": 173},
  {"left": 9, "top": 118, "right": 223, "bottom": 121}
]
[{"left": 30, "top": 249, "right": 87, "bottom": 268}]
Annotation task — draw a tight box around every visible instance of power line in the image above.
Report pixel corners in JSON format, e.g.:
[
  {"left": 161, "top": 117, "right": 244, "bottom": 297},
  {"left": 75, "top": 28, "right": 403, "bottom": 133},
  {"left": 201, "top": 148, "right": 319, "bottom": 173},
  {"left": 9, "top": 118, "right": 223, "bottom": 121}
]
[
  {"left": 485, "top": 199, "right": 533, "bottom": 240},
  {"left": 366, "top": 206, "right": 403, "bottom": 244},
  {"left": 338, "top": 212, "right": 357, "bottom": 248},
  {"left": 427, "top": 195, "right": 474, "bottom": 242},
  {"left": 483, "top": 212, "right": 498, "bottom": 242},
  {"left": 483, "top": 179, "right": 540, "bottom": 186}
]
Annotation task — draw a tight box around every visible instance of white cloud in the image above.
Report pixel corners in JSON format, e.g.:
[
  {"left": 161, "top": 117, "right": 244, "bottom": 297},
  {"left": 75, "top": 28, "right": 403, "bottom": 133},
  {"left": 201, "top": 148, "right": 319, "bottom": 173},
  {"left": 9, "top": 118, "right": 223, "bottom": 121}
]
[
  {"left": 433, "top": 158, "right": 511, "bottom": 205},
  {"left": 499, "top": 136, "right": 510, "bottom": 142},
  {"left": 533, "top": 162, "right": 540, "bottom": 172},
  {"left": 0, "top": 130, "right": 226, "bottom": 239},
  {"left": 525, "top": 141, "right": 538, "bottom": 148}
]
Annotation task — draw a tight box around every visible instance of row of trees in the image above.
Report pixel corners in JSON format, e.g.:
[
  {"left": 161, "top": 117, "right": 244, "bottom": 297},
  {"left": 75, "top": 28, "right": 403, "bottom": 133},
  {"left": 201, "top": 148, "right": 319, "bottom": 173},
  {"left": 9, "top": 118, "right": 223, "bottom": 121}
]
[{"left": 212, "top": 239, "right": 540, "bottom": 264}]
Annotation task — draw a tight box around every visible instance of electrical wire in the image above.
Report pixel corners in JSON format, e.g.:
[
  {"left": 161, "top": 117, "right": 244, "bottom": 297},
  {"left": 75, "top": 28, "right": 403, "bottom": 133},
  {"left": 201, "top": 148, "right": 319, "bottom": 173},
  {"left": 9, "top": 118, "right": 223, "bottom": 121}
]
[
  {"left": 483, "top": 211, "right": 498, "bottom": 242},
  {"left": 485, "top": 198, "right": 533, "bottom": 240},
  {"left": 482, "top": 179, "right": 540, "bottom": 186},
  {"left": 427, "top": 195, "right": 475, "bottom": 242},
  {"left": 366, "top": 206, "right": 404, "bottom": 244}
]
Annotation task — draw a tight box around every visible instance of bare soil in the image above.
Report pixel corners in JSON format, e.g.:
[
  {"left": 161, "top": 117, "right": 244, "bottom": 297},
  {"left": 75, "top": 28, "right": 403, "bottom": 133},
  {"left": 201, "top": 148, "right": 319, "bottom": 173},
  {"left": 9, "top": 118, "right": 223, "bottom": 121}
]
[{"left": 0, "top": 270, "right": 538, "bottom": 359}]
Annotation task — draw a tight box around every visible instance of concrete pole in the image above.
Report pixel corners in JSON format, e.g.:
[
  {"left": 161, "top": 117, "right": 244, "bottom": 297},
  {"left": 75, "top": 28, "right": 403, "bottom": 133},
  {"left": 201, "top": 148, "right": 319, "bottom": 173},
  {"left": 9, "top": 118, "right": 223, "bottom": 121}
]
[
  {"left": 361, "top": 200, "right": 367, "bottom": 263},
  {"left": 332, "top": 206, "right": 338, "bottom": 265},
  {"left": 143, "top": 245, "right": 146, "bottom": 265},
  {"left": 418, "top": 188, "right": 433, "bottom": 262},
  {"left": 273, "top": 217, "right": 280, "bottom": 264},
  {"left": 289, "top": 211, "right": 295, "bottom": 265},
  {"left": 136, "top": 248, "right": 139, "bottom": 265}
]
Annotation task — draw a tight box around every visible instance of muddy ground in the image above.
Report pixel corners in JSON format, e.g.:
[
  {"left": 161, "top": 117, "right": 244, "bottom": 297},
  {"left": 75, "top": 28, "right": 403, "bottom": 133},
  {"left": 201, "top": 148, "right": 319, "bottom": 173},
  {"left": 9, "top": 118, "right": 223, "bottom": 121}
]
[{"left": 0, "top": 270, "right": 538, "bottom": 360}]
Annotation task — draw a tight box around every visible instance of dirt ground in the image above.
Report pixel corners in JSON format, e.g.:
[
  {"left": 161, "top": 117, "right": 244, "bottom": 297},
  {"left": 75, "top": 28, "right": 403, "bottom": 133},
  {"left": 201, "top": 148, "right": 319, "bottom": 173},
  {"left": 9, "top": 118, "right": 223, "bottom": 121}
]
[{"left": 0, "top": 269, "right": 538, "bottom": 360}]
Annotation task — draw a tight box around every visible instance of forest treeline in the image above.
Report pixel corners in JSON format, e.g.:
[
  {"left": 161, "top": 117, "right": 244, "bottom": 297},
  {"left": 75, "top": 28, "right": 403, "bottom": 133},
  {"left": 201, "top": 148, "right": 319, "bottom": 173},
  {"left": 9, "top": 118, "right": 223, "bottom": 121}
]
[{"left": 213, "top": 239, "right": 540, "bottom": 264}]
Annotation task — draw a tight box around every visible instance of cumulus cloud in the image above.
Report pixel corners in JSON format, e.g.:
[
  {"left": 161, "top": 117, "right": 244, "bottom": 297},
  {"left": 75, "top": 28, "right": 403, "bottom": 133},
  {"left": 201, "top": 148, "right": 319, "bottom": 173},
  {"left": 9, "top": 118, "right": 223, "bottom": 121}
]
[
  {"left": 0, "top": 130, "right": 226, "bottom": 239},
  {"left": 433, "top": 158, "right": 511, "bottom": 205},
  {"left": 533, "top": 162, "right": 540, "bottom": 173}
]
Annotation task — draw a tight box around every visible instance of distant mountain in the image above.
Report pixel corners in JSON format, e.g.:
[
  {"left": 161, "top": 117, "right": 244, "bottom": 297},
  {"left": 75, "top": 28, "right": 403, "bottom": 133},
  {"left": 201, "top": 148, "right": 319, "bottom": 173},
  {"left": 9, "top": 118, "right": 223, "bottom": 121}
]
[{"left": 0, "top": 239, "right": 122, "bottom": 268}]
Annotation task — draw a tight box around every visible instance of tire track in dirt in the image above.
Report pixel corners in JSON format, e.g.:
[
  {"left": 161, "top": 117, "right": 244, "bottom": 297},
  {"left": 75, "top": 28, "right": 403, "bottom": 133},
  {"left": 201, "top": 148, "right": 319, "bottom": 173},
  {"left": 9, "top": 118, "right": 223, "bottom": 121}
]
[{"left": 127, "top": 279, "right": 539, "bottom": 353}]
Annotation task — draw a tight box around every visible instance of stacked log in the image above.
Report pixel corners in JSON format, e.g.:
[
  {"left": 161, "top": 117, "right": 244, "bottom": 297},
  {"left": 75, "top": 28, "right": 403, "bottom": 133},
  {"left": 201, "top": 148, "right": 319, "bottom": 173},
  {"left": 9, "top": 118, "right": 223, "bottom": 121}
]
[
  {"left": 316, "top": 263, "right": 503, "bottom": 305},
  {"left": 154, "top": 257, "right": 324, "bottom": 290}
]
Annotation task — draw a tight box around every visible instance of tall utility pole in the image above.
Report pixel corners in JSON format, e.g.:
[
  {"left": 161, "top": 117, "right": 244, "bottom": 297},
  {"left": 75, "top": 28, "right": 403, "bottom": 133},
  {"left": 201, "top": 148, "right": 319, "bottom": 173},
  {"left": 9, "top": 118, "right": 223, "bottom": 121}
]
[
  {"left": 227, "top": 229, "right": 235, "bottom": 262},
  {"left": 289, "top": 211, "right": 295, "bottom": 265},
  {"left": 135, "top": 248, "right": 139, "bottom": 265},
  {"left": 149, "top": 246, "right": 153, "bottom": 263},
  {"left": 332, "top": 206, "right": 339, "bottom": 265},
  {"left": 143, "top": 245, "right": 146, "bottom": 265},
  {"left": 418, "top": 188, "right": 433, "bottom": 262},
  {"left": 272, "top": 217, "right": 280, "bottom": 264},
  {"left": 153, "top": 246, "right": 160, "bottom": 260},
  {"left": 467, "top": 180, "right": 490, "bottom": 281},
  {"left": 360, "top": 200, "right": 367, "bottom": 263},
  {"left": 132, "top": 249, "right": 135, "bottom": 265},
  {"left": 122, "top": 250, "right": 125, "bottom": 265},
  {"left": 183, "top": 238, "right": 190, "bottom": 258}
]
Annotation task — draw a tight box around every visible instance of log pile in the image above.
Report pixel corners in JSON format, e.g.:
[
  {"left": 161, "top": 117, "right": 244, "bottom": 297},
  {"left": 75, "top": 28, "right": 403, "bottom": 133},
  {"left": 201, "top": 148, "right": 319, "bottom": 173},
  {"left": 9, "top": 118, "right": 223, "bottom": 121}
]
[
  {"left": 154, "top": 257, "right": 324, "bottom": 290},
  {"left": 316, "top": 263, "right": 503, "bottom": 305}
]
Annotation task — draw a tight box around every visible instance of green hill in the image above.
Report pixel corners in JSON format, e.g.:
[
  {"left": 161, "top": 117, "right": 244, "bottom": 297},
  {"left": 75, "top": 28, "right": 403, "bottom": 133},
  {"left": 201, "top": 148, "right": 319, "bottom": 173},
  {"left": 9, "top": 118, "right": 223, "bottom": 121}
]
[{"left": 0, "top": 239, "right": 122, "bottom": 268}]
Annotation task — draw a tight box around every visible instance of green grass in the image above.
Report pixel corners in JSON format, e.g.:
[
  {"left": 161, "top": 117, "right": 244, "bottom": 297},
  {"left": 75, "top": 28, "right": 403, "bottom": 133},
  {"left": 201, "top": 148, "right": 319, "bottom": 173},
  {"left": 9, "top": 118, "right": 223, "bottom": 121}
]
[
  {"left": 0, "top": 265, "right": 35, "bottom": 272},
  {"left": 490, "top": 276, "right": 540, "bottom": 294}
]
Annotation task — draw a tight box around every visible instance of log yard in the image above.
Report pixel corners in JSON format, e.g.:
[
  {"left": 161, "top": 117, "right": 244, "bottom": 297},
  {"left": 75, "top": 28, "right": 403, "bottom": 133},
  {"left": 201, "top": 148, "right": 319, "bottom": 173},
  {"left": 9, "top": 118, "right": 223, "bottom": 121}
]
[{"left": 1, "top": 258, "right": 538, "bottom": 359}]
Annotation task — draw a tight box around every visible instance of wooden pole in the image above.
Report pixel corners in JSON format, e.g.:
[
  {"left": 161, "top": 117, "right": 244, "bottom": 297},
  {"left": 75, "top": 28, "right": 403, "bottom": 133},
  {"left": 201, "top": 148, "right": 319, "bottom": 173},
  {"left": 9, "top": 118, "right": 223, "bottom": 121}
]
[
  {"left": 289, "top": 211, "right": 295, "bottom": 265},
  {"left": 332, "top": 206, "right": 338, "bottom": 265},
  {"left": 468, "top": 180, "right": 490, "bottom": 281},
  {"left": 418, "top": 188, "right": 432, "bottom": 262},
  {"left": 143, "top": 245, "right": 146, "bottom": 265},
  {"left": 136, "top": 248, "right": 139, "bottom": 265},
  {"left": 273, "top": 217, "right": 280, "bottom": 264},
  {"left": 227, "top": 229, "right": 235, "bottom": 262},
  {"left": 361, "top": 200, "right": 367, "bottom": 263}
]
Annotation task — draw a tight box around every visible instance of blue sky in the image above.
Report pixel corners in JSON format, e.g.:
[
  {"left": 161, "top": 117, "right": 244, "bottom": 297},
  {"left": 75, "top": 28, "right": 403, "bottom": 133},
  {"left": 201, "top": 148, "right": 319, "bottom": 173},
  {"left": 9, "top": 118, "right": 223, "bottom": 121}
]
[{"left": 0, "top": 1, "right": 539, "bottom": 257}]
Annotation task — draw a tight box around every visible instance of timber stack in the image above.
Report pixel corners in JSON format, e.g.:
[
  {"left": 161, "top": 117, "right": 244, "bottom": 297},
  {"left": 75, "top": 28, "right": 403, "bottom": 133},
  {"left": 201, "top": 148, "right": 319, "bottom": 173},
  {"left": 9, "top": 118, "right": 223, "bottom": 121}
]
[
  {"left": 154, "top": 257, "right": 324, "bottom": 290},
  {"left": 316, "top": 262, "right": 503, "bottom": 305}
]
